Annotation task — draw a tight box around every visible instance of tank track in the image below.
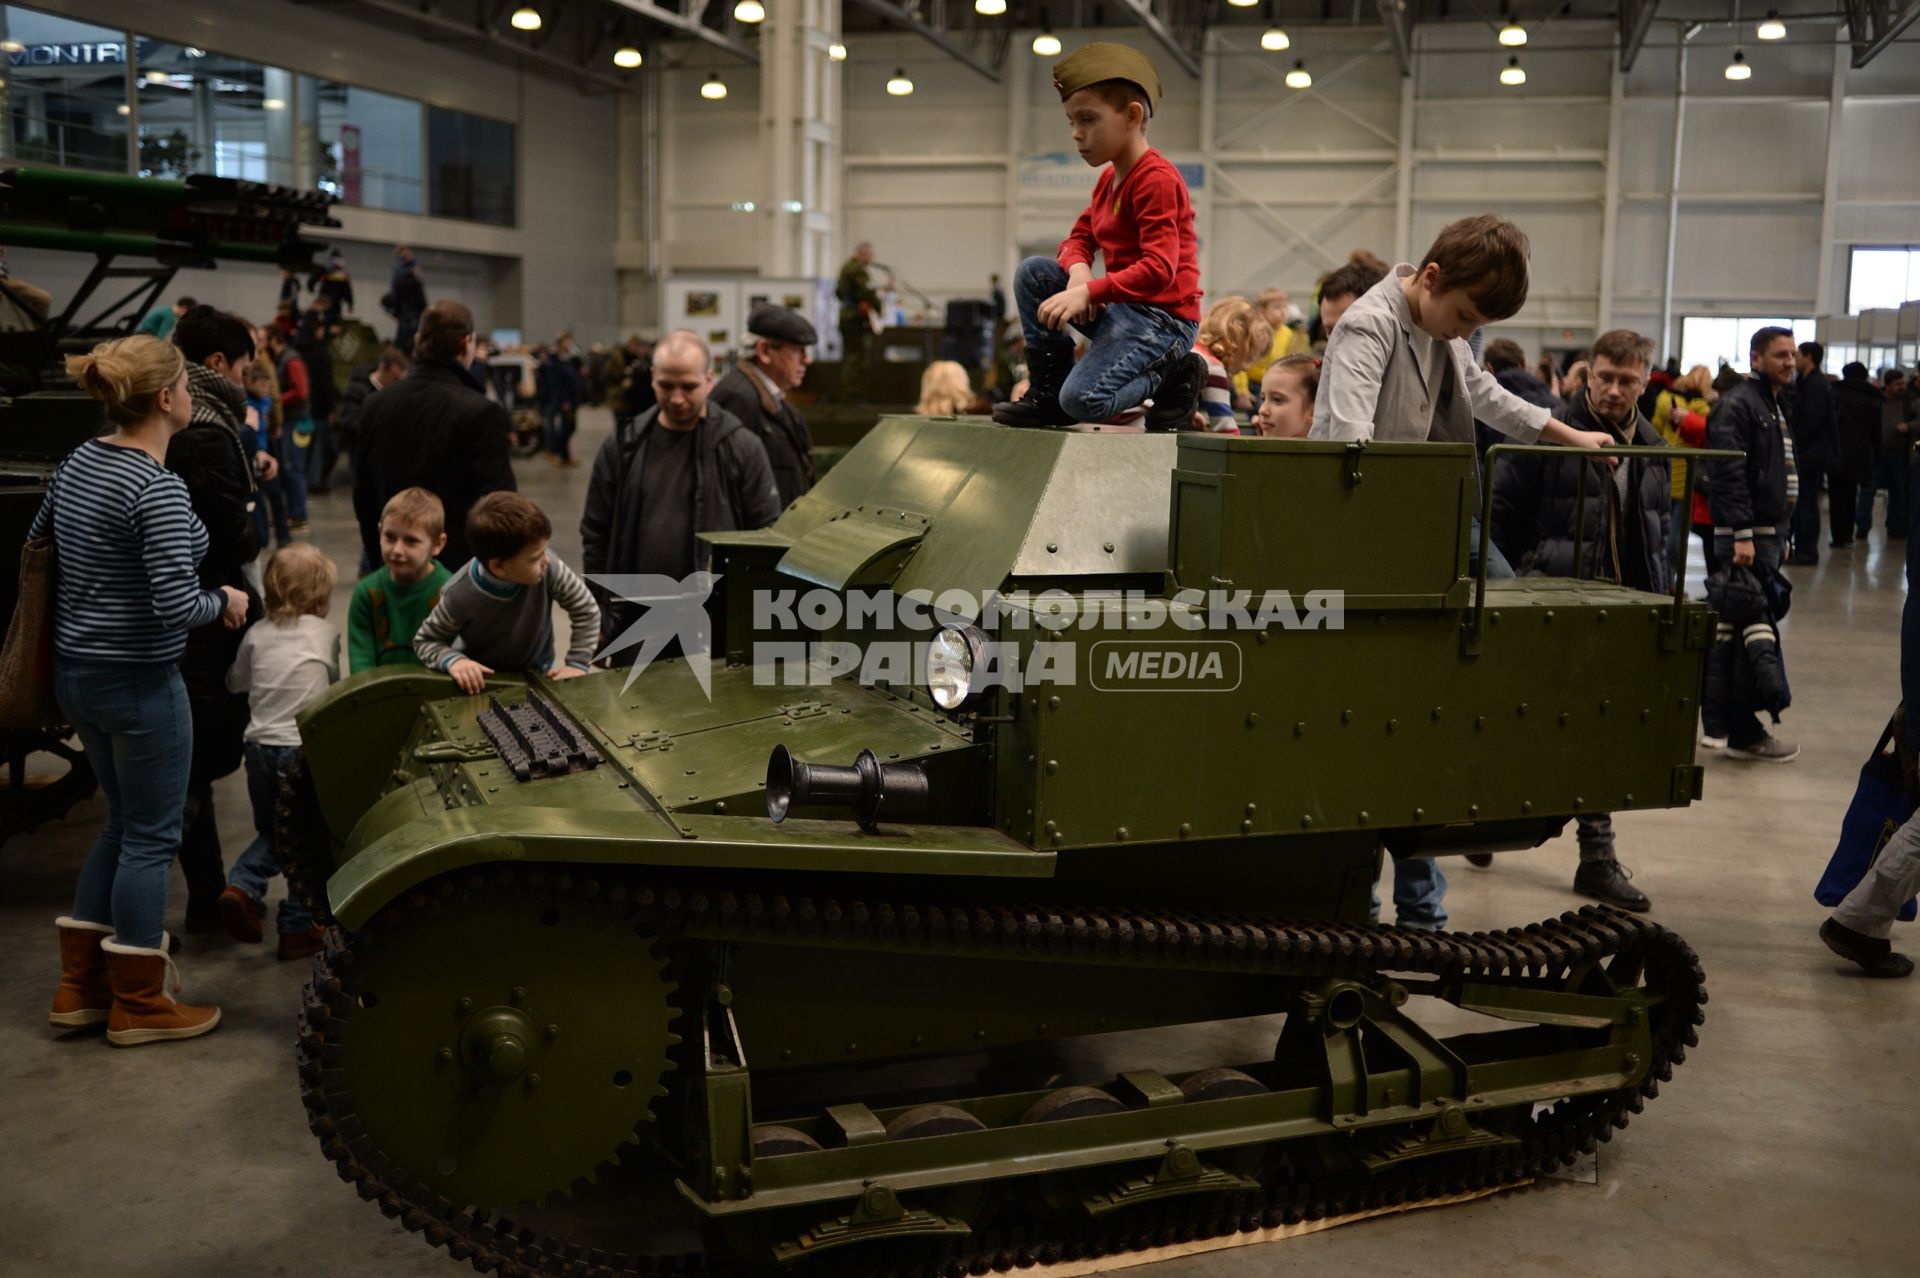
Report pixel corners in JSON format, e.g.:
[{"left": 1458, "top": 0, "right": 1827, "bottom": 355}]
[{"left": 297, "top": 867, "right": 1705, "bottom": 1278}]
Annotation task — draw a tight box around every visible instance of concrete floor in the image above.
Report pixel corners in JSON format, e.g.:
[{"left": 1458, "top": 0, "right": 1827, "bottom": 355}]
[{"left": 3, "top": 405, "right": 1916, "bottom": 1277}]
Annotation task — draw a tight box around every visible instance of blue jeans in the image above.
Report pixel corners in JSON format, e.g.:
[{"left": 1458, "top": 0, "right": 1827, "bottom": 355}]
[
  {"left": 1468, "top": 514, "right": 1515, "bottom": 580},
  {"left": 280, "top": 415, "right": 313, "bottom": 521},
  {"left": 1711, "top": 531, "right": 1784, "bottom": 748},
  {"left": 304, "top": 414, "right": 334, "bottom": 490},
  {"left": 228, "top": 743, "right": 315, "bottom": 934},
  {"left": 1857, "top": 450, "right": 1911, "bottom": 536},
  {"left": 1013, "top": 256, "right": 1197, "bottom": 422},
  {"left": 56, "top": 661, "right": 192, "bottom": 949},
  {"left": 545, "top": 405, "right": 577, "bottom": 461},
  {"left": 1371, "top": 853, "right": 1448, "bottom": 931}
]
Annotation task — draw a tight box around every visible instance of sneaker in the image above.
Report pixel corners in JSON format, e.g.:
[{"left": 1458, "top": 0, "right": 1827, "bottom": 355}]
[
  {"left": 1699, "top": 734, "right": 1727, "bottom": 751},
  {"left": 1465, "top": 853, "right": 1494, "bottom": 868},
  {"left": 1573, "top": 860, "right": 1651, "bottom": 912},
  {"left": 1725, "top": 734, "right": 1799, "bottom": 763},
  {"left": 217, "top": 885, "right": 264, "bottom": 944},
  {"left": 276, "top": 925, "right": 327, "bottom": 962},
  {"left": 1819, "top": 918, "right": 1914, "bottom": 978},
  {"left": 1143, "top": 353, "right": 1207, "bottom": 432}
]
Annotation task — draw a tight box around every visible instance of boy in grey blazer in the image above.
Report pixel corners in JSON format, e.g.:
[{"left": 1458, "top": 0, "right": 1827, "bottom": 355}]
[{"left": 1310, "top": 214, "right": 1613, "bottom": 453}]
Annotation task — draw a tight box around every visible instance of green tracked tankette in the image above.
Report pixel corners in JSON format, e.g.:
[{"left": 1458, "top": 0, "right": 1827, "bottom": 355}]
[{"left": 291, "top": 419, "right": 1722, "bottom": 1276}]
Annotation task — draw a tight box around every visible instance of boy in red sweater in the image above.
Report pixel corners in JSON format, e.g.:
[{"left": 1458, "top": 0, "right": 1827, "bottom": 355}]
[{"left": 994, "top": 43, "right": 1206, "bottom": 432}]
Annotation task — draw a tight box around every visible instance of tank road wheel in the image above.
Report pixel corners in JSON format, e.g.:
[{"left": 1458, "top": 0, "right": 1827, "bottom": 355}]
[{"left": 303, "top": 870, "right": 680, "bottom": 1212}]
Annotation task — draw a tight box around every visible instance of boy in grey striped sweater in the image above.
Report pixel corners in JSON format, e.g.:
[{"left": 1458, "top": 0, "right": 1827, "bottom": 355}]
[{"left": 414, "top": 492, "right": 601, "bottom": 693}]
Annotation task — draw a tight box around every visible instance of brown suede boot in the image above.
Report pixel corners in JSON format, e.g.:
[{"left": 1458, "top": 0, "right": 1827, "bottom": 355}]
[
  {"left": 50, "top": 917, "right": 114, "bottom": 1028},
  {"left": 276, "top": 925, "right": 327, "bottom": 962},
  {"left": 102, "top": 935, "right": 221, "bottom": 1047}
]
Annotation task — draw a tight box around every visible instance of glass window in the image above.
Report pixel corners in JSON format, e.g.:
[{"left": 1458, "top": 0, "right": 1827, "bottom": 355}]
[
  {"left": 0, "top": 6, "right": 130, "bottom": 173},
  {"left": 1680, "top": 316, "right": 1815, "bottom": 377},
  {"left": 1848, "top": 247, "right": 1920, "bottom": 315},
  {"left": 134, "top": 40, "right": 293, "bottom": 185},
  {"left": 426, "top": 105, "right": 513, "bottom": 226},
  {"left": 297, "top": 76, "right": 420, "bottom": 214}
]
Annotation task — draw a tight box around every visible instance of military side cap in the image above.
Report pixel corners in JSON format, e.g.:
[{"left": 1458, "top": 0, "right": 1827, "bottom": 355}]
[
  {"left": 1052, "top": 43, "right": 1162, "bottom": 117},
  {"left": 746, "top": 302, "right": 817, "bottom": 346}
]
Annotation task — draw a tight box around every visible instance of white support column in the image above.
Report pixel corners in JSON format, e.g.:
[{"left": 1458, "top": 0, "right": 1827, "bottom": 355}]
[
  {"left": 1658, "top": 32, "right": 1691, "bottom": 364},
  {"left": 1597, "top": 63, "right": 1624, "bottom": 335},
  {"left": 1393, "top": 49, "right": 1415, "bottom": 264},
  {"left": 1003, "top": 41, "right": 1028, "bottom": 286},
  {"left": 1198, "top": 27, "right": 1218, "bottom": 297},
  {"left": 761, "top": 0, "right": 839, "bottom": 277},
  {"left": 1813, "top": 37, "right": 1849, "bottom": 317}
]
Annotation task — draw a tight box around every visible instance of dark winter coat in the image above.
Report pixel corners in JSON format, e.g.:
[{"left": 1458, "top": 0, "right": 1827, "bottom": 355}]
[
  {"left": 708, "top": 361, "right": 817, "bottom": 510},
  {"left": 542, "top": 352, "right": 586, "bottom": 412},
  {"left": 579, "top": 403, "right": 783, "bottom": 640},
  {"left": 353, "top": 358, "right": 516, "bottom": 569},
  {"left": 170, "top": 362, "right": 265, "bottom": 776},
  {"left": 1490, "top": 392, "right": 1672, "bottom": 593},
  {"left": 1707, "top": 375, "right": 1791, "bottom": 533},
  {"left": 334, "top": 365, "right": 377, "bottom": 461},
  {"left": 1474, "top": 367, "right": 1561, "bottom": 474},
  {"left": 1789, "top": 368, "right": 1838, "bottom": 471},
  {"left": 293, "top": 325, "right": 337, "bottom": 419},
  {"left": 1832, "top": 374, "right": 1882, "bottom": 484}
]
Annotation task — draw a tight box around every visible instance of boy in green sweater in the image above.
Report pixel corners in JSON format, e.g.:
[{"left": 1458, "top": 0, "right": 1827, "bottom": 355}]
[{"left": 348, "top": 487, "right": 452, "bottom": 671}]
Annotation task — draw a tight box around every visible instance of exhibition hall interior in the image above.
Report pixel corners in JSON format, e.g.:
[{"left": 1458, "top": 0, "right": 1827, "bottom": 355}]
[{"left": 0, "top": 0, "right": 1916, "bottom": 1274}]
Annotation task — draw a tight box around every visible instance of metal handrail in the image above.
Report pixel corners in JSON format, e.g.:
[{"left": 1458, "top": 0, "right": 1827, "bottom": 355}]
[{"left": 1469, "top": 443, "right": 1744, "bottom": 648}]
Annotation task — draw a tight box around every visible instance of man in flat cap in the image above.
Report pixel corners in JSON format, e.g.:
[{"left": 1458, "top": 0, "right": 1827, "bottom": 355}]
[
  {"left": 710, "top": 302, "right": 819, "bottom": 509},
  {"left": 994, "top": 42, "right": 1205, "bottom": 432}
]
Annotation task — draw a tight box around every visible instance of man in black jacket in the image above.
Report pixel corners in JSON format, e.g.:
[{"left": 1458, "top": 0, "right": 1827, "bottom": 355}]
[
  {"left": 353, "top": 300, "right": 515, "bottom": 571},
  {"left": 709, "top": 303, "right": 818, "bottom": 510},
  {"left": 1706, "top": 326, "right": 1798, "bottom": 763},
  {"left": 1787, "top": 342, "right": 1839, "bottom": 565},
  {"left": 581, "top": 329, "right": 783, "bottom": 654},
  {"left": 333, "top": 345, "right": 409, "bottom": 503},
  {"left": 169, "top": 306, "right": 269, "bottom": 932},
  {"left": 1831, "top": 361, "right": 1881, "bottom": 546},
  {"left": 1491, "top": 329, "right": 1668, "bottom": 911}
]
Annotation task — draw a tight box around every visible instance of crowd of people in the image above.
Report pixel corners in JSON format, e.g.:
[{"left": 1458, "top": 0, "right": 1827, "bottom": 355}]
[{"left": 32, "top": 42, "right": 1920, "bottom": 1046}]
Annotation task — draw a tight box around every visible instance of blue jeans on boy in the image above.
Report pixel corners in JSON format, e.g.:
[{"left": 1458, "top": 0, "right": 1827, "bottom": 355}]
[
  {"left": 1013, "top": 256, "right": 1197, "bottom": 422},
  {"left": 1857, "top": 449, "right": 1911, "bottom": 537},
  {"left": 227, "top": 742, "right": 315, "bottom": 934},
  {"left": 56, "top": 661, "right": 192, "bottom": 949},
  {"left": 280, "top": 415, "right": 312, "bottom": 521},
  {"left": 1371, "top": 853, "right": 1448, "bottom": 931}
]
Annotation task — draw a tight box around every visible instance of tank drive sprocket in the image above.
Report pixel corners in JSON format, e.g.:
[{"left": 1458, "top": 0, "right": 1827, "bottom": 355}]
[{"left": 299, "top": 868, "right": 680, "bottom": 1211}]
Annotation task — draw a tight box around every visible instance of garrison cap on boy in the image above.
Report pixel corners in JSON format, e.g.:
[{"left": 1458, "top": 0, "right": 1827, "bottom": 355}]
[{"left": 1052, "top": 43, "right": 1162, "bottom": 118}]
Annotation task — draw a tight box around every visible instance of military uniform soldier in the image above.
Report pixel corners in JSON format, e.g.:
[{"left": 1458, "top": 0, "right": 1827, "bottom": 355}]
[{"left": 835, "top": 241, "right": 882, "bottom": 402}]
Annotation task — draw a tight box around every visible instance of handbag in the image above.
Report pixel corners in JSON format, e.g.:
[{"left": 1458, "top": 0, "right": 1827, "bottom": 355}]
[
  {"left": 0, "top": 533, "right": 61, "bottom": 728},
  {"left": 1814, "top": 709, "right": 1920, "bottom": 923}
]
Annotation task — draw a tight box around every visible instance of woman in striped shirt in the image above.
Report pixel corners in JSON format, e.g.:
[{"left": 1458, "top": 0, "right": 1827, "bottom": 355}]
[{"left": 39, "top": 335, "right": 248, "bottom": 1047}]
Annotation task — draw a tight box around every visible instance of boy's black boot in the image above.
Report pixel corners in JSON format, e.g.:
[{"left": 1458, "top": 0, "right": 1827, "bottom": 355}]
[
  {"left": 992, "top": 341, "right": 1076, "bottom": 429},
  {"left": 1143, "top": 350, "right": 1208, "bottom": 432}
]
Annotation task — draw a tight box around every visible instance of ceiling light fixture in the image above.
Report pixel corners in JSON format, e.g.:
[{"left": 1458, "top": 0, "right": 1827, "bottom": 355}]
[
  {"left": 828, "top": 42, "right": 847, "bottom": 61},
  {"left": 1284, "top": 60, "right": 1311, "bottom": 89},
  {"left": 1499, "top": 56, "right": 1526, "bottom": 85},
  {"left": 0, "top": 39, "right": 22, "bottom": 53},
  {"left": 975, "top": 0, "right": 1007, "bottom": 14},
  {"left": 1032, "top": 30, "right": 1062, "bottom": 55},
  {"left": 262, "top": 97, "right": 286, "bottom": 109},
  {"left": 1227, "top": 0, "right": 1259, "bottom": 8},
  {"left": 1725, "top": 49, "right": 1752, "bottom": 79},
  {"left": 1757, "top": 9, "right": 1786, "bottom": 39},
  {"left": 142, "top": 68, "right": 169, "bottom": 84},
  {"left": 701, "top": 72, "right": 728, "bottom": 99},
  {"left": 1498, "top": 20, "right": 1527, "bottom": 46},
  {"left": 510, "top": 6, "right": 542, "bottom": 31},
  {"left": 734, "top": 0, "right": 765, "bottom": 23},
  {"left": 613, "top": 45, "right": 643, "bottom": 68},
  {"left": 886, "top": 66, "right": 914, "bottom": 95},
  {"left": 1261, "top": 27, "right": 1290, "bottom": 50},
  {"left": 115, "top": 103, "right": 130, "bottom": 115}
]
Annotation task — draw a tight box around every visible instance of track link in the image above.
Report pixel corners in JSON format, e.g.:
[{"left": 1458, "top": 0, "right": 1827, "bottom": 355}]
[{"left": 297, "top": 867, "right": 1705, "bottom": 1278}]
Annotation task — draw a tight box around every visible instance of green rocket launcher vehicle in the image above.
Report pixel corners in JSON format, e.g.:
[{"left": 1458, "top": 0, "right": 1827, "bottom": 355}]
[{"left": 292, "top": 421, "right": 1724, "bottom": 1277}]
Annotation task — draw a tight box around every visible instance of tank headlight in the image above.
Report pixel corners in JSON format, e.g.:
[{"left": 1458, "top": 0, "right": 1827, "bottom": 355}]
[{"left": 926, "top": 624, "right": 986, "bottom": 711}]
